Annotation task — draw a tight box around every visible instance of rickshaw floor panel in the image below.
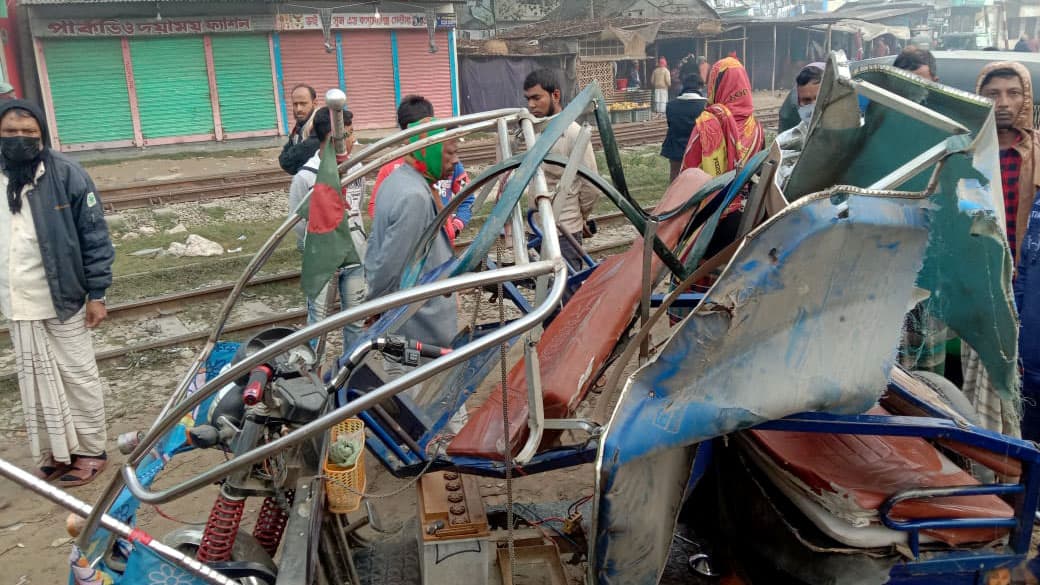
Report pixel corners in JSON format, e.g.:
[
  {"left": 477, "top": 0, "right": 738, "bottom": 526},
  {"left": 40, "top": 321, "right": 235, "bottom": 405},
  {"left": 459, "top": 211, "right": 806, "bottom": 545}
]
[{"left": 351, "top": 519, "right": 422, "bottom": 585}]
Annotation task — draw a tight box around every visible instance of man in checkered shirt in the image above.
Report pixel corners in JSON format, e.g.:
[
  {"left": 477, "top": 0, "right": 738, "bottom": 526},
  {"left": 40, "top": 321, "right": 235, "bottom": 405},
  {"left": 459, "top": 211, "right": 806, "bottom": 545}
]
[{"left": 965, "top": 62, "right": 1040, "bottom": 439}]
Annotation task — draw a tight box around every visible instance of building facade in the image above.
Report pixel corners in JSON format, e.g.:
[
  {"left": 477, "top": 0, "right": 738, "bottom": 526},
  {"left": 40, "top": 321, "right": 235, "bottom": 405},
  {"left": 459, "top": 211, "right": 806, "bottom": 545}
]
[{"left": 23, "top": 1, "right": 461, "bottom": 151}]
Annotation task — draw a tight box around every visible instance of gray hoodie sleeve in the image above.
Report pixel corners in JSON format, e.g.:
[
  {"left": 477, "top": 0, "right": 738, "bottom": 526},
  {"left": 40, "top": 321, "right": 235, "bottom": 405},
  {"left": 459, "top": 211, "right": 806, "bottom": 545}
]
[{"left": 365, "top": 186, "right": 428, "bottom": 300}]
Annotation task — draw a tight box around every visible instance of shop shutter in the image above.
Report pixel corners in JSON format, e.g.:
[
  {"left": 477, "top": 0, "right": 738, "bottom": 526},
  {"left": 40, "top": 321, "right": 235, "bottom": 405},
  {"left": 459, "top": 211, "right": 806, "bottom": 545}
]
[
  {"left": 43, "top": 38, "right": 134, "bottom": 145},
  {"left": 395, "top": 30, "right": 453, "bottom": 120},
  {"left": 211, "top": 34, "right": 278, "bottom": 134},
  {"left": 129, "top": 36, "right": 213, "bottom": 139},
  {"left": 278, "top": 31, "right": 339, "bottom": 113},
  {"left": 341, "top": 30, "right": 396, "bottom": 129}
]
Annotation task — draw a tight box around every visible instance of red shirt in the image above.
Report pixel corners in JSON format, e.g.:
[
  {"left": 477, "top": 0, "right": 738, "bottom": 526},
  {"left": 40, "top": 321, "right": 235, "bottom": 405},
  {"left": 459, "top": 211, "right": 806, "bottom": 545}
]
[{"left": 1000, "top": 146, "right": 1022, "bottom": 259}]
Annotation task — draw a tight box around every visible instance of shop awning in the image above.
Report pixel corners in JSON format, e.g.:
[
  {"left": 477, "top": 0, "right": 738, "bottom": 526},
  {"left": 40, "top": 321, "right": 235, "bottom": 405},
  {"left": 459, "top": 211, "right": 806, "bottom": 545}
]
[{"left": 813, "top": 19, "right": 912, "bottom": 42}]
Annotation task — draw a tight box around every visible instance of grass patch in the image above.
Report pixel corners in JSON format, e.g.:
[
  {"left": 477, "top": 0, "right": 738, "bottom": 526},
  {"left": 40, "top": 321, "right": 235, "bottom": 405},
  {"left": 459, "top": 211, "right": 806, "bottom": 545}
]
[
  {"left": 107, "top": 147, "right": 668, "bottom": 304},
  {"left": 81, "top": 147, "right": 276, "bottom": 169},
  {"left": 202, "top": 206, "right": 228, "bottom": 222},
  {"left": 111, "top": 218, "right": 300, "bottom": 302}
]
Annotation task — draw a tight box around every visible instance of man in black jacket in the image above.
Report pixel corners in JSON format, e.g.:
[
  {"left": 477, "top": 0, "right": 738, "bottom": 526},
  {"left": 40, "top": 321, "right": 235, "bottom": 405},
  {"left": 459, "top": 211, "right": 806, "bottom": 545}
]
[
  {"left": 278, "top": 84, "right": 319, "bottom": 175},
  {"left": 0, "top": 100, "right": 114, "bottom": 487},
  {"left": 661, "top": 67, "right": 707, "bottom": 181}
]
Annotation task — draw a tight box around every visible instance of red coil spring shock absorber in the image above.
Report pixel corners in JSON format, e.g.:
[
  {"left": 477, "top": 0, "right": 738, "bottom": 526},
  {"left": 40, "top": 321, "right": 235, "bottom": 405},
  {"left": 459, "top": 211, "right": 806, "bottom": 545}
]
[
  {"left": 196, "top": 492, "right": 246, "bottom": 563},
  {"left": 252, "top": 490, "right": 295, "bottom": 557}
]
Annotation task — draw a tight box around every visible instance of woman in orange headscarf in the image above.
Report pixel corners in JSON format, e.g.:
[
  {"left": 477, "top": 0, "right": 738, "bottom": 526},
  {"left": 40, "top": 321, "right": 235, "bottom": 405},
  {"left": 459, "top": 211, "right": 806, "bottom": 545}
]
[{"left": 680, "top": 57, "right": 764, "bottom": 177}]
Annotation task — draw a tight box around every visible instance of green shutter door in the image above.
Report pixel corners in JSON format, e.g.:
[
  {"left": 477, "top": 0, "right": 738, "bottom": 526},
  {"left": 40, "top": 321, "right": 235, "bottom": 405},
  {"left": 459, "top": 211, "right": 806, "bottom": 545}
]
[
  {"left": 44, "top": 39, "right": 134, "bottom": 145},
  {"left": 211, "top": 35, "right": 277, "bottom": 134},
  {"left": 129, "top": 37, "right": 213, "bottom": 139}
]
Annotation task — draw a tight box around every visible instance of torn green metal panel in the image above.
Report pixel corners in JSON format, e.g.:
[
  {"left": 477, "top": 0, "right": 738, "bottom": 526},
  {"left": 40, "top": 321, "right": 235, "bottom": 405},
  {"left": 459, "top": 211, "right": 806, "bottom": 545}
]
[
  {"left": 783, "top": 56, "right": 1018, "bottom": 399},
  {"left": 915, "top": 131, "right": 1019, "bottom": 399}
]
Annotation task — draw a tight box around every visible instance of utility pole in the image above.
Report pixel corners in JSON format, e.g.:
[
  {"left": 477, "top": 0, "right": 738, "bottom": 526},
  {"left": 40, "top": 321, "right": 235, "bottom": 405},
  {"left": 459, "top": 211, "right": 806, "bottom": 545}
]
[
  {"left": 490, "top": 0, "right": 497, "bottom": 37},
  {"left": 590, "top": 0, "right": 595, "bottom": 19}
]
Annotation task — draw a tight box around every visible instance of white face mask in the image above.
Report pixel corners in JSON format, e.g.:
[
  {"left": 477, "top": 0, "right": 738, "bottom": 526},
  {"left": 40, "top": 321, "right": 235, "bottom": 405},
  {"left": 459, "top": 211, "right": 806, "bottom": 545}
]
[{"left": 798, "top": 103, "right": 815, "bottom": 123}]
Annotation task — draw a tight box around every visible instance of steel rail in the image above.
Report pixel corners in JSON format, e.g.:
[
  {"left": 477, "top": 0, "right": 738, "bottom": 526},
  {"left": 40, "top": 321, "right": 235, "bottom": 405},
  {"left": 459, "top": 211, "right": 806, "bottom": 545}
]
[
  {"left": 121, "top": 259, "right": 565, "bottom": 504},
  {"left": 0, "top": 457, "right": 237, "bottom": 585},
  {"left": 77, "top": 109, "right": 530, "bottom": 548}
]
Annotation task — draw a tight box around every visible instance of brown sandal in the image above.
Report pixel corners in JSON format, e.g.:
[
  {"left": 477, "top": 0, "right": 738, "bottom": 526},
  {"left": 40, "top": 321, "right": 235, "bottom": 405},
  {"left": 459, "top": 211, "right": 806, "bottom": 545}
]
[
  {"left": 56, "top": 455, "right": 108, "bottom": 487},
  {"left": 34, "top": 456, "right": 73, "bottom": 482}
]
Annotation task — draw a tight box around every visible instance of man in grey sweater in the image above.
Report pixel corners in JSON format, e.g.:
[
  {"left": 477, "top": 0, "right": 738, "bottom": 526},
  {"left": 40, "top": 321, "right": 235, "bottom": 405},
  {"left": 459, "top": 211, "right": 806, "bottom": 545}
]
[{"left": 365, "top": 124, "right": 459, "bottom": 349}]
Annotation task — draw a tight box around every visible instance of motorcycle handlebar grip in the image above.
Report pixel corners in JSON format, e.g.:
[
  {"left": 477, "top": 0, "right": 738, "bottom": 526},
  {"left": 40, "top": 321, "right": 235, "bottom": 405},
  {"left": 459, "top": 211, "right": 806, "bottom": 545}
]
[
  {"left": 411, "top": 340, "right": 451, "bottom": 359},
  {"left": 242, "top": 365, "right": 273, "bottom": 406}
]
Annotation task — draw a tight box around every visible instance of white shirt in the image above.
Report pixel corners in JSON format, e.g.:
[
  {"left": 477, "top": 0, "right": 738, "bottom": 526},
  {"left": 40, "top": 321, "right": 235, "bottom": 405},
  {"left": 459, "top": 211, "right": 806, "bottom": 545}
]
[
  {"left": 0, "top": 162, "right": 57, "bottom": 321},
  {"left": 288, "top": 151, "right": 368, "bottom": 262}
]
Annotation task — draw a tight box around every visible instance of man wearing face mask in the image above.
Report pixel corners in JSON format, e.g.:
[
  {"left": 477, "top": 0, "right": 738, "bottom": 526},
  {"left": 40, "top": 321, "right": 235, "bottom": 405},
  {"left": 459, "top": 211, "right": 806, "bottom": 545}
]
[
  {"left": 778, "top": 62, "right": 824, "bottom": 133},
  {"left": 0, "top": 100, "right": 114, "bottom": 486}
]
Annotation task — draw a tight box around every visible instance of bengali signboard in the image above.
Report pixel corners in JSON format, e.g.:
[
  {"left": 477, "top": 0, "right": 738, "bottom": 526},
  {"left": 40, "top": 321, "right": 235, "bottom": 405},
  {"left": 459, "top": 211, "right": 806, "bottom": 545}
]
[
  {"left": 275, "top": 12, "right": 455, "bottom": 30},
  {"left": 34, "top": 12, "right": 455, "bottom": 38},
  {"left": 40, "top": 17, "right": 253, "bottom": 37}
]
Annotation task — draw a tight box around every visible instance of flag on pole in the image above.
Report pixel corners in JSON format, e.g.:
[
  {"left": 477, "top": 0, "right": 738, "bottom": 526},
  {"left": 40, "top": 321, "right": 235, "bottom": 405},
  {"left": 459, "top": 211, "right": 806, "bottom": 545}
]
[{"left": 298, "top": 141, "right": 360, "bottom": 298}]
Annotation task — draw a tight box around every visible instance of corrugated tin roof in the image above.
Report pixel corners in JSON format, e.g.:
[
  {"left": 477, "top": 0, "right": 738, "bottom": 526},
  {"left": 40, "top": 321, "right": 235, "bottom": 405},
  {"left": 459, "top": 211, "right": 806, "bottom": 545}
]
[
  {"left": 552, "top": 0, "right": 720, "bottom": 21},
  {"left": 725, "top": 3, "right": 929, "bottom": 25},
  {"left": 498, "top": 16, "right": 721, "bottom": 41},
  {"left": 22, "top": 0, "right": 461, "bottom": 5}
]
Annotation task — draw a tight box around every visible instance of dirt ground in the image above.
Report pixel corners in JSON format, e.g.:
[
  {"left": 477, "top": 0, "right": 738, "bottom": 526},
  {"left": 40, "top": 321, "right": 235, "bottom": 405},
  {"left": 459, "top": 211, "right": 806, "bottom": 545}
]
[{"left": 0, "top": 318, "right": 636, "bottom": 584}]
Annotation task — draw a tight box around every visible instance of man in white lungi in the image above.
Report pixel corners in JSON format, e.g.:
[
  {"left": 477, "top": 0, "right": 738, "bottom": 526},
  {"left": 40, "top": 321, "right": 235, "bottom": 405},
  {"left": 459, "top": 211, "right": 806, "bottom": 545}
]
[
  {"left": 651, "top": 57, "right": 672, "bottom": 113},
  {"left": 0, "top": 100, "right": 114, "bottom": 487}
]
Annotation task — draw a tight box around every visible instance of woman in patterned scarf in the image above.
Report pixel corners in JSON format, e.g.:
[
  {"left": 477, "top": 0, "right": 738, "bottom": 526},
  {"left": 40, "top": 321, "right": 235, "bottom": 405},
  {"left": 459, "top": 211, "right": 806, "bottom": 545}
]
[{"left": 680, "top": 56, "right": 764, "bottom": 176}]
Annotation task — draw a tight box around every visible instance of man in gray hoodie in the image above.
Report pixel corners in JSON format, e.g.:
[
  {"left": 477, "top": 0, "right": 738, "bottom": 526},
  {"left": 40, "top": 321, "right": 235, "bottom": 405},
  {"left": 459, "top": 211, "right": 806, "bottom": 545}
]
[{"left": 365, "top": 122, "right": 459, "bottom": 350}]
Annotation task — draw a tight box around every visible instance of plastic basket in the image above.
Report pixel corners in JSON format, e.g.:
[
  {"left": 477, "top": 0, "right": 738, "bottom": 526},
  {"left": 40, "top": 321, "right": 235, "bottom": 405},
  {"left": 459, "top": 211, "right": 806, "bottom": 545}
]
[
  {"left": 633, "top": 108, "right": 651, "bottom": 122},
  {"left": 324, "top": 418, "right": 366, "bottom": 513}
]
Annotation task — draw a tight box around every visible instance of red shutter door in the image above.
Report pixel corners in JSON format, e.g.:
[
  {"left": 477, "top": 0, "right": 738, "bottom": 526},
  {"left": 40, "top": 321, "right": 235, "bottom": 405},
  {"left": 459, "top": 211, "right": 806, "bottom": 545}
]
[
  {"left": 396, "top": 30, "right": 453, "bottom": 119},
  {"left": 279, "top": 31, "right": 340, "bottom": 113},
  {"left": 341, "top": 30, "right": 396, "bottom": 129}
]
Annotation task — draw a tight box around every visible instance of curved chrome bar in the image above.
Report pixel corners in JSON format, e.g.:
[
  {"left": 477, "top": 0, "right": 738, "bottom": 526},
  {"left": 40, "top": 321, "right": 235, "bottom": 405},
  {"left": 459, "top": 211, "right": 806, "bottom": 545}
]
[
  {"left": 122, "top": 260, "right": 567, "bottom": 504},
  {"left": 0, "top": 458, "right": 237, "bottom": 585},
  {"left": 80, "top": 110, "right": 530, "bottom": 548},
  {"left": 336, "top": 108, "right": 527, "bottom": 176}
]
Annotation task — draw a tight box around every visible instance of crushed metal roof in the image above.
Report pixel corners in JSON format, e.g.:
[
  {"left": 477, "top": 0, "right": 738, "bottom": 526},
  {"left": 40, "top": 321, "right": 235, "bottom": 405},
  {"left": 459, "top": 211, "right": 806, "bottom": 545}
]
[
  {"left": 724, "top": 1, "right": 930, "bottom": 24},
  {"left": 497, "top": 15, "right": 722, "bottom": 41}
]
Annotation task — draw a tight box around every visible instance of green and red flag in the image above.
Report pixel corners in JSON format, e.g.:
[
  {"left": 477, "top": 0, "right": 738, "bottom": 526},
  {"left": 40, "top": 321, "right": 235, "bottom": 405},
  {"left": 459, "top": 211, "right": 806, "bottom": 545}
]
[{"left": 298, "top": 141, "right": 360, "bottom": 298}]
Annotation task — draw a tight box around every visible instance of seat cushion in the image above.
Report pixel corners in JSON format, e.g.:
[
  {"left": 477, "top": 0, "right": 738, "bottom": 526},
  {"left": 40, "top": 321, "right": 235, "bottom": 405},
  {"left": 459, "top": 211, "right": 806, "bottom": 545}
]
[
  {"left": 448, "top": 169, "right": 714, "bottom": 459},
  {"left": 748, "top": 407, "right": 1014, "bottom": 546}
]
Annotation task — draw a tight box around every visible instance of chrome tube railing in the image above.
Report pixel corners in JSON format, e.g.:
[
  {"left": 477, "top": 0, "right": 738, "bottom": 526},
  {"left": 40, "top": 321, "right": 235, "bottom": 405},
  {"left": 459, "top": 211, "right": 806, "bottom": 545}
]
[{"left": 78, "top": 109, "right": 529, "bottom": 548}]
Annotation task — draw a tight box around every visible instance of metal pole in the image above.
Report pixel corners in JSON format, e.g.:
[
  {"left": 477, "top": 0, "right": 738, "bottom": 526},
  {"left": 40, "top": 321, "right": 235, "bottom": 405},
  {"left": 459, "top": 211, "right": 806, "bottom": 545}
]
[
  {"left": 826, "top": 24, "right": 832, "bottom": 54},
  {"left": 314, "top": 88, "right": 349, "bottom": 365},
  {"left": 326, "top": 88, "right": 348, "bottom": 156},
  {"left": 771, "top": 24, "right": 777, "bottom": 92},
  {"left": 0, "top": 457, "right": 237, "bottom": 585},
  {"left": 742, "top": 25, "right": 747, "bottom": 63},
  {"left": 497, "top": 118, "right": 529, "bottom": 265},
  {"left": 639, "top": 220, "right": 658, "bottom": 363}
]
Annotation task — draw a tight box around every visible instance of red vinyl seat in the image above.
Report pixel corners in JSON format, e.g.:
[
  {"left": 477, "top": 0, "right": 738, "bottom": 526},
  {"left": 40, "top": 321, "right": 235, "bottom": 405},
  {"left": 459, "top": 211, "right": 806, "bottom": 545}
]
[{"left": 448, "top": 169, "right": 713, "bottom": 459}]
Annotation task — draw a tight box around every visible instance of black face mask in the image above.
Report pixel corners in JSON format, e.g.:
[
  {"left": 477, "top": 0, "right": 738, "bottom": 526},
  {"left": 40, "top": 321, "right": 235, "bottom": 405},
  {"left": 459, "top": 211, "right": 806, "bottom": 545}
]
[{"left": 1, "top": 136, "right": 42, "bottom": 163}]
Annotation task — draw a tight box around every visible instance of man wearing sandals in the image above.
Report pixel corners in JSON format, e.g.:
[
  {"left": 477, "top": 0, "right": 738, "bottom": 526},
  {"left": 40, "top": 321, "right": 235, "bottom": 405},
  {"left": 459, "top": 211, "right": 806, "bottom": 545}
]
[{"left": 0, "top": 101, "right": 114, "bottom": 486}]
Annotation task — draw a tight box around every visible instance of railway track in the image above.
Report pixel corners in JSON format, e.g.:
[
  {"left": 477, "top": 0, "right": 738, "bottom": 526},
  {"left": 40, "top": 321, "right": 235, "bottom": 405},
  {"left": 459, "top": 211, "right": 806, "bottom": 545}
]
[
  {"left": 0, "top": 209, "right": 640, "bottom": 365},
  {"left": 16, "top": 109, "right": 779, "bottom": 367},
  {"left": 99, "top": 110, "right": 778, "bottom": 212}
]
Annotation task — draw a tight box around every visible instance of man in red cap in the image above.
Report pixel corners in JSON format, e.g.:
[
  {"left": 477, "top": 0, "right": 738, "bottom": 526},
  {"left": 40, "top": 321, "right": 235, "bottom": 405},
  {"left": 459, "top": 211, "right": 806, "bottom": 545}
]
[{"left": 651, "top": 57, "right": 671, "bottom": 113}]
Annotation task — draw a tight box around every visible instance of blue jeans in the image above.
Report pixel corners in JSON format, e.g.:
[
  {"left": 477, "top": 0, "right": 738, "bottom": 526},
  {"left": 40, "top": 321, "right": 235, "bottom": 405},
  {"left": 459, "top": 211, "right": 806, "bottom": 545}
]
[{"left": 306, "top": 264, "right": 367, "bottom": 352}]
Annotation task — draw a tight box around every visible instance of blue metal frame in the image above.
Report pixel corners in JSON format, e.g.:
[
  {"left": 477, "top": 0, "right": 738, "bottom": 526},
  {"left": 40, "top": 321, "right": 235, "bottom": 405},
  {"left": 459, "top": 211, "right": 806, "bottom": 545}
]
[
  {"left": 878, "top": 484, "right": 1021, "bottom": 557},
  {"left": 390, "top": 30, "right": 401, "bottom": 106},
  {"left": 447, "top": 29, "right": 459, "bottom": 117},
  {"left": 271, "top": 32, "right": 289, "bottom": 135},
  {"left": 754, "top": 411, "right": 1040, "bottom": 559},
  {"left": 335, "top": 32, "right": 346, "bottom": 96}
]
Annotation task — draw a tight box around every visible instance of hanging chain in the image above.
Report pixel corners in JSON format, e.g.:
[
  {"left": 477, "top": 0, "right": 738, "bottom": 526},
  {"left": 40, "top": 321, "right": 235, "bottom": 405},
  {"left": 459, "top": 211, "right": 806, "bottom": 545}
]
[{"left": 496, "top": 237, "right": 517, "bottom": 580}]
